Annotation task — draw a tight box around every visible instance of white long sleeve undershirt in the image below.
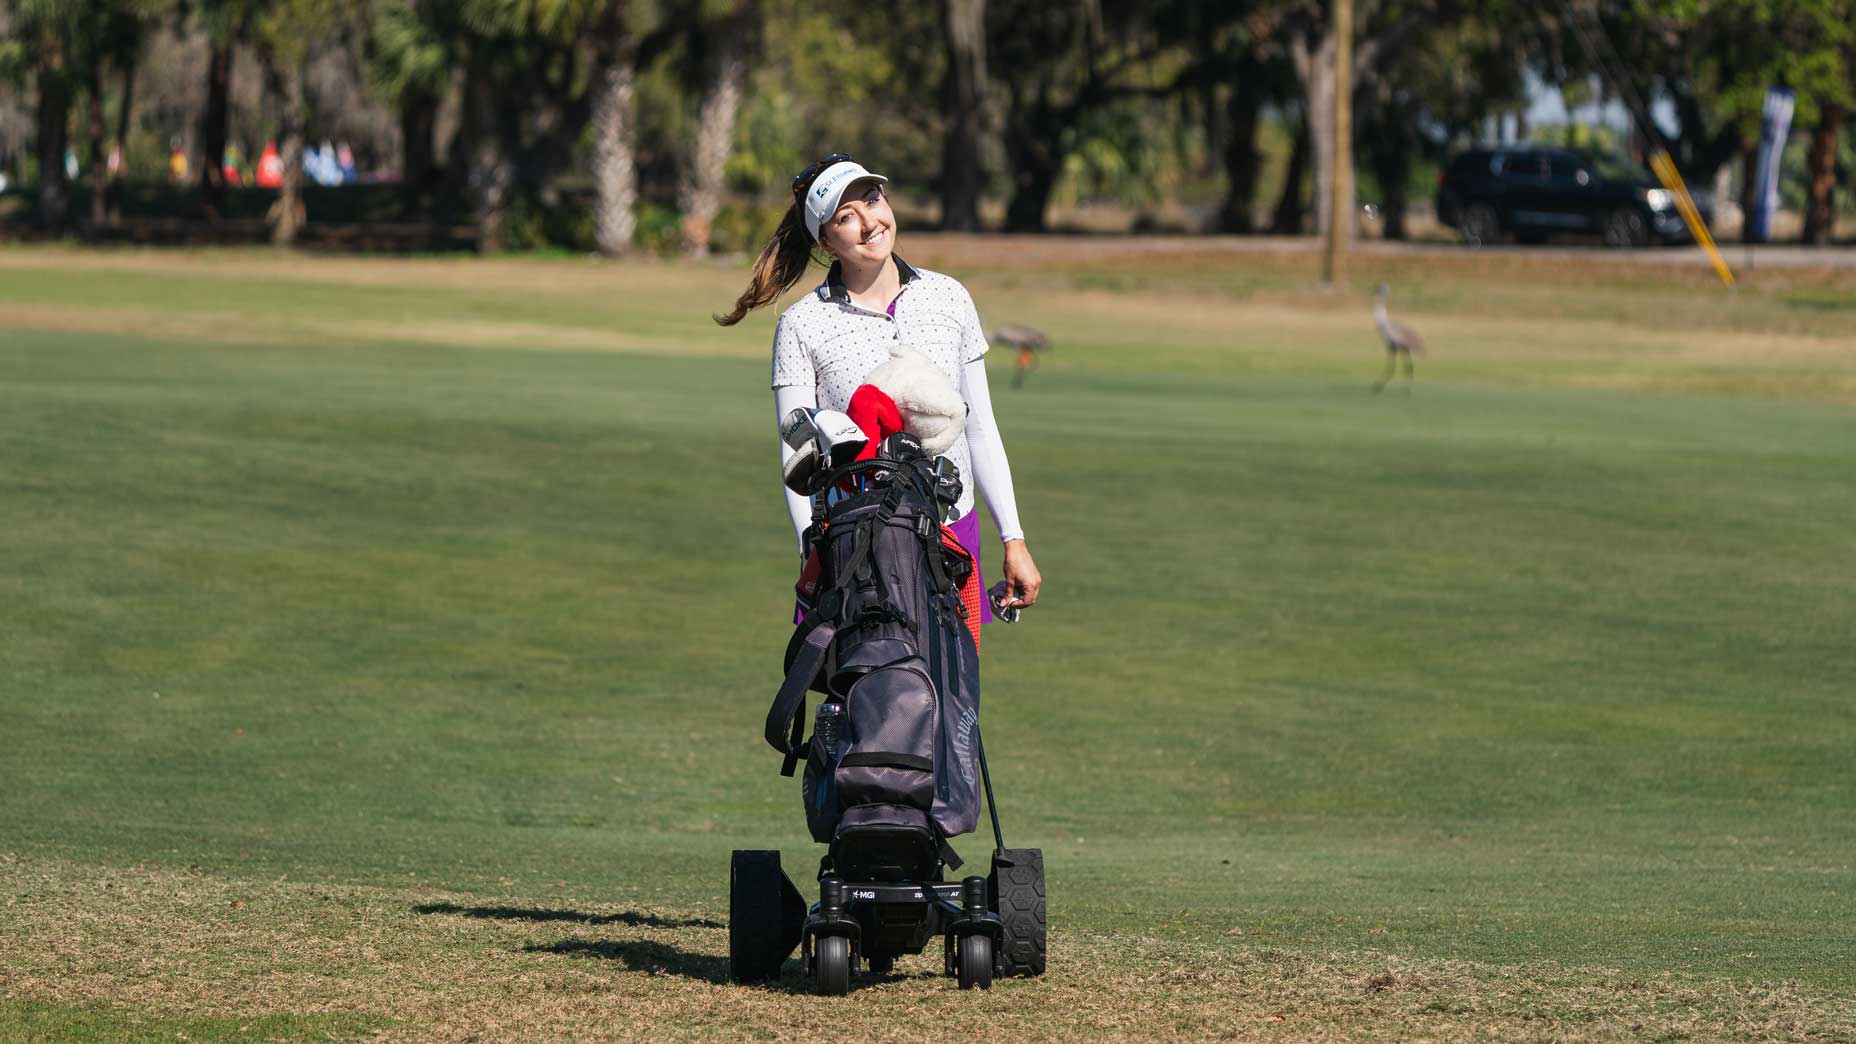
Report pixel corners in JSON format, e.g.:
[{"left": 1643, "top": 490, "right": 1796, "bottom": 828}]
[{"left": 775, "top": 357, "right": 1024, "bottom": 555}]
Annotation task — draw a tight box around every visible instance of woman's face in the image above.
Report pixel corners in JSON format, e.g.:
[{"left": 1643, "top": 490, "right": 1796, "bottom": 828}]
[{"left": 818, "top": 180, "right": 896, "bottom": 267}]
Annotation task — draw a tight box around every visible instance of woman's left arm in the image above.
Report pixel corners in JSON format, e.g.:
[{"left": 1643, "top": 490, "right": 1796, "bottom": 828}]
[{"left": 961, "top": 353, "right": 1042, "bottom": 609}]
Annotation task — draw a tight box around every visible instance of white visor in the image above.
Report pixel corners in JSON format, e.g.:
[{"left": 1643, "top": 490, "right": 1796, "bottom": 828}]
[{"left": 803, "top": 161, "right": 888, "bottom": 242}]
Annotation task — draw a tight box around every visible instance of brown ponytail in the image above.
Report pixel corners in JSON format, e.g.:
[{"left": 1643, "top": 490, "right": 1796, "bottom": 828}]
[{"left": 714, "top": 202, "right": 819, "bottom": 326}]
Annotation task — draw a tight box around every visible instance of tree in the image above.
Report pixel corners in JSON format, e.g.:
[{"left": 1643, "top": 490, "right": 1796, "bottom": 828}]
[
  {"left": 940, "top": 0, "right": 987, "bottom": 231},
  {"left": 455, "top": 0, "right": 643, "bottom": 252},
  {"left": 2, "top": 0, "right": 81, "bottom": 232},
  {"left": 1801, "top": 102, "right": 1847, "bottom": 243},
  {"left": 680, "top": 0, "right": 758, "bottom": 257},
  {"left": 589, "top": 26, "right": 638, "bottom": 255},
  {"left": 253, "top": 0, "right": 358, "bottom": 244},
  {"left": 192, "top": 0, "right": 258, "bottom": 219},
  {"left": 987, "top": 0, "right": 1194, "bottom": 232},
  {"left": 1567, "top": 0, "right": 1853, "bottom": 234},
  {"left": 366, "top": 0, "right": 467, "bottom": 218},
  {"left": 1358, "top": 10, "right": 1525, "bottom": 239},
  {"left": 1280, "top": 0, "right": 1444, "bottom": 240},
  {"left": 1800, "top": 2, "right": 1855, "bottom": 244}
]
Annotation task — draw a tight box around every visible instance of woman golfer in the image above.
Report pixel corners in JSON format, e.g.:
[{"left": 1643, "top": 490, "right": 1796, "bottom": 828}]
[{"left": 716, "top": 153, "right": 1040, "bottom": 623}]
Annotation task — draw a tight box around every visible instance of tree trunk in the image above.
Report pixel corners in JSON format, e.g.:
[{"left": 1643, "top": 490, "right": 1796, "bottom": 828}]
[
  {"left": 1270, "top": 109, "right": 1310, "bottom": 235},
  {"left": 467, "top": 73, "right": 512, "bottom": 253},
  {"left": 266, "top": 61, "right": 306, "bottom": 246},
  {"left": 198, "top": 41, "right": 233, "bottom": 218},
  {"left": 1002, "top": 133, "right": 1058, "bottom": 232},
  {"left": 1362, "top": 81, "right": 1412, "bottom": 242},
  {"left": 87, "top": 63, "right": 107, "bottom": 228},
  {"left": 1738, "top": 144, "right": 1759, "bottom": 244},
  {"left": 1368, "top": 114, "right": 1409, "bottom": 240},
  {"left": 1802, "top": 104, "right": 1842, "bottom": 246},
  {"left": 111, "top": 55, "right": 136, "bottom": 220},
  {"left": 1710, "top": 161, "right": 1733, "bottom": 240},
  {"left": 940, "top": 0, "right": 987, "bottom": 232},
  {"left": 35, "top": 56, "right": 72, "bottom": 233},
  {"left": 1216, "top": 80, "right": 1262, "bottom": 234},
  {"left": 680, "top": 7, "right": 752, "bottom": 258},
  {"left": 1002, "top": 89, "right": 1060, "bottom": 232},
  {"left": 592, "top": 55, "right": 638, "bottom": 256},
  {"left": 441, "top": 67, "right": 480, "bottom": 218},
  {"left": 398, "top": 87, "right": 439, "bottom": 218},
  {"left": 1291, "top": 28, "right": 1337, "bottom": 237}
]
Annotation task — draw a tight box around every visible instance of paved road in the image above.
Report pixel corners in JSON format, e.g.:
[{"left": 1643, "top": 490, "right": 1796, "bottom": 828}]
[
  {"left": 1352, "top": 239, "right": 1856, "bottom": 270},
  {"left": 907, "top": 232, "right": 1856, "bottom": 271}
]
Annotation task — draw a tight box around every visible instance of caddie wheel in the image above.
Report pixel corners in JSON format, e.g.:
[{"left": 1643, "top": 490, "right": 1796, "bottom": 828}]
[
  {"left": 956, "top": 933, "right": 993, "bottom": 990},
  {"left": 989, "top": 848, "right": 1047, "bottom": 976},
  {"left": 867, "top": 952, "right": 896, "bottom": 975},
  {"left": 729, "top": 850, "right": 799, "bottom": 982},
  {"left": 814, "top": 935, "right": 851, "bottom": 996}
]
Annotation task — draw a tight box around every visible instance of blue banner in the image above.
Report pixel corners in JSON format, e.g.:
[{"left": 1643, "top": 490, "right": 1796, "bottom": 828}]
[{"left": 1748, "top": 87, "right": 1794, "bottom": 242}]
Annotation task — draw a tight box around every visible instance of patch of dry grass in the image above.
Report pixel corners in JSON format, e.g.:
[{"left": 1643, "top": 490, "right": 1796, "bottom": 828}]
[{"left": 4, "top": 854, "right": 1850, "bottom": 1043}]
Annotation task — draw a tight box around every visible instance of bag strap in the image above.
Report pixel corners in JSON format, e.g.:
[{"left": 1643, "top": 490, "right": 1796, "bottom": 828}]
[
  {"left": 766, "top": 620, "right": 836, "bottom": 774},
  {"left": 939, "top": 837, "right": 964, "bottom": 870}
]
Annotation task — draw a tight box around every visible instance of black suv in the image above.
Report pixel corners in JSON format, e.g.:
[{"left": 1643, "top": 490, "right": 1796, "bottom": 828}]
[{"left": 1436, "top": 146, "right": 1713, "bottom": 247}]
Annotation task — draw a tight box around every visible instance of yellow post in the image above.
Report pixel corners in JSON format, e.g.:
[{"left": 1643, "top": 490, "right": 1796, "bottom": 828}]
[{"left": 1648, "top": 150, "right": 1735, "bottom": 288}]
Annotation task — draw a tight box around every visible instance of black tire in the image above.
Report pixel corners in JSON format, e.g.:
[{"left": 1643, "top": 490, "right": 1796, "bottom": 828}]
[
  {"left": 729, "top": 850, "right": 802, "bottom": 983},
  {"left": 1603, "top": 207, "right": 1648, "bottom": 248},
  {"left": 957, "top": 933, "right": 993, "bottom": 990},
  {"left": 1459, "top": 203, "right": 1501, "bottom": 246},
  {"left": 814, "top": 934, "right": 851, "bottom": 995},
  {"left": 989, "top": 848, "right": 1047, "bottom": 977},
  {"left": 867, "top": 953, "right": 895, "bottom": 975}
]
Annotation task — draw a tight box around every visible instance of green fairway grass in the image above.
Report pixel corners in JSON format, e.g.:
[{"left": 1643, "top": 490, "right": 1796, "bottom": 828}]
[{"left": 2, "top": 245, "right": 1853, "bottom": 1040}]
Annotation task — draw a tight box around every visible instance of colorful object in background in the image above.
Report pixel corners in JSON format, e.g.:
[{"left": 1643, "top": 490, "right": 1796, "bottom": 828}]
[
  {"left": 63, "top": 148, "right": 79, "bottom": 179},
  {"left": 305, "top": 141, "right": 344, "bottom": 187},
  {"left": 1747, "top": 87, "right": 1794, "bottom": 244},
  {"left": 168, "top": 147, "right": 188, "bottom": 182},
  {"left": 336, "top": 142, "right": 357, "bottom": 184},
  {"left": 256, "top": 143, "right": 284, "bottom": 188},
  {"left": 222, "top": 144, "right": 244, "bottom": 186}
]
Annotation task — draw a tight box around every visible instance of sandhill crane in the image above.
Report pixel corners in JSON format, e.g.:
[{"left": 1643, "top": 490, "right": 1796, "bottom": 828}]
[
  {"left": 989, "top": 324, "right": 1051, "bottom": 389},
  {"left": 1372, "top": 284, "right": 1425, "bottom": 393}
]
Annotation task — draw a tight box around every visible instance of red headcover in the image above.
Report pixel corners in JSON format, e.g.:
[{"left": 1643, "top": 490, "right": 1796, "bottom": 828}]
[{"left": 845, "top": 383, "right": 904, "bottom": 461}]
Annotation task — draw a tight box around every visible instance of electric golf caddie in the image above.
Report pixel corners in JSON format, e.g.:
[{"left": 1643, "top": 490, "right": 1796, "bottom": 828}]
[{"left": 730, "top": 425, "right": 1046, "bottom": 994}]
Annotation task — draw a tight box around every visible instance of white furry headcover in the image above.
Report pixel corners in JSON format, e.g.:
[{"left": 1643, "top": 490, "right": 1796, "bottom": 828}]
[{"left": 863, "top": 347, "right": 967, "bottom": 455}]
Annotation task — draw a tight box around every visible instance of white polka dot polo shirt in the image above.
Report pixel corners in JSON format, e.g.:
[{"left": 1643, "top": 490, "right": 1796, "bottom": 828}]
[{"left": 770, "top": 256, "right": 990, "bottom": 519}]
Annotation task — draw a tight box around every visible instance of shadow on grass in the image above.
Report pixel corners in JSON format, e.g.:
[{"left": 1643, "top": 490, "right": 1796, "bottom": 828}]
[
  {"left": 413, "top": 903, "right": 722, "bottom": 930},
  {"left": 525, "top": 939, "right": 817, "bottom": 993}
]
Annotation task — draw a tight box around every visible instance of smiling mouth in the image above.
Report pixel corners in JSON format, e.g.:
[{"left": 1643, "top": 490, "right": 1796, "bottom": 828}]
[{"left": 862, "top": 226, "right": 888, "bottom": 246}]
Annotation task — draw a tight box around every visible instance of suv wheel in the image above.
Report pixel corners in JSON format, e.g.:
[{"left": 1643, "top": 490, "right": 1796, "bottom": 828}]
[
  {"left": 1603, "top": 207, "right": 1648, "bottom": 248},
  {"left": 1458, "top": 204, "right": 1500, "bottom": 247}
]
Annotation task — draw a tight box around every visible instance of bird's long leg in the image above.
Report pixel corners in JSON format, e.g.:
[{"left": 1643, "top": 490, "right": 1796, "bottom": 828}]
[
  {"left": 1402, "top": 350, "right": 1415, "bottom": 393},
  {"left": 1372, "top": 348, "right": 1396, "bottom": 394}
]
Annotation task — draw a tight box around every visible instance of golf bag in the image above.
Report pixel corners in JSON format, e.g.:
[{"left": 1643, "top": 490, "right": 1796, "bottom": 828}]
[{"left": 764, "top": 454, "right": 983, "bottom": 869}]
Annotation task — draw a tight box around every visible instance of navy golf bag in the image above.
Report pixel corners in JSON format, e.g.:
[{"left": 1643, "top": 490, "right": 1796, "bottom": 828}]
[{"left": 764, "top": 453, "right": 983, "bottom": 873}]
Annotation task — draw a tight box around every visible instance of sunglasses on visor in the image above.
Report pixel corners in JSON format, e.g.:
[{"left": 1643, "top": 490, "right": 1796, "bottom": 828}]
[{"left": 792, "top": 153, "right": 853, "bottom": 197}]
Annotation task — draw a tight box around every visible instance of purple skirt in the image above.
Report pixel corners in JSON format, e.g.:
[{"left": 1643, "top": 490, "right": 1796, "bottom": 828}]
[{"left": 794, "top": 509, "right": 992, "bottom": 626}]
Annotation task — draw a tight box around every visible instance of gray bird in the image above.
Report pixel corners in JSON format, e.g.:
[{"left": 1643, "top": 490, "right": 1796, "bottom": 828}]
[
  {"left": 989, "top": 324, "right": 1052, "bottom": 389},
  {"left": 1371, "top": 283, "right": 1425, "bottom": 393}
]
